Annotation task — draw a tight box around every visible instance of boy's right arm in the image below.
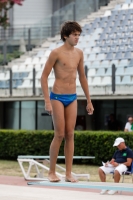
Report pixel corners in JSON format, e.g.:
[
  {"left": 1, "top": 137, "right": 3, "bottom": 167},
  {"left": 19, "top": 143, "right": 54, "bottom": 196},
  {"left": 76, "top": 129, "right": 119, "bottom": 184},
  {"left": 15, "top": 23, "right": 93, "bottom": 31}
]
[{"left": 41, "top": 50, "right": 57, "bottom": 115}]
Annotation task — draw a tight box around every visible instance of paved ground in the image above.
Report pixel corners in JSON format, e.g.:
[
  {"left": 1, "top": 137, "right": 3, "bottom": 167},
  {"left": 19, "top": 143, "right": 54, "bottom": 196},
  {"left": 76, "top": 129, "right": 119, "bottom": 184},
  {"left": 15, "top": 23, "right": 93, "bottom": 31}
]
[{"left": 0, "top": 176, "right": 132, "bottom": 200}]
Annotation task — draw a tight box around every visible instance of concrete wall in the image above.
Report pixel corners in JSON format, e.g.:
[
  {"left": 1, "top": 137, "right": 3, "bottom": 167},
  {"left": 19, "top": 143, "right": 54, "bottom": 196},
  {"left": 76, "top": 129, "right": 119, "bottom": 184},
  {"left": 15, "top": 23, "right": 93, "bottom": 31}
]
[{"left": 13, "top": 0, "right": 52, "bottom": 26}]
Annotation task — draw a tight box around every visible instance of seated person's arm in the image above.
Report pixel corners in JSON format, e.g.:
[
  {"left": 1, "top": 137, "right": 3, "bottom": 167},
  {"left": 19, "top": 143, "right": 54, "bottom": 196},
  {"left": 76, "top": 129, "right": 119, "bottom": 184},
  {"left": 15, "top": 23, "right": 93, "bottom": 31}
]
[
  {"left": 105, "top": 159, "right": 115, "bottom": 166},
  {"left": 124, "top": 128, "right": 128, "bottom": 132},
  {"left": 109, "top": 159, "right": 119, "bottom": 167},
  {"left": 123, "top": 158, "right": 132, "bottom": 167},
  {"left": 109, "top": 159, "right": 115, "bottom": 164}
]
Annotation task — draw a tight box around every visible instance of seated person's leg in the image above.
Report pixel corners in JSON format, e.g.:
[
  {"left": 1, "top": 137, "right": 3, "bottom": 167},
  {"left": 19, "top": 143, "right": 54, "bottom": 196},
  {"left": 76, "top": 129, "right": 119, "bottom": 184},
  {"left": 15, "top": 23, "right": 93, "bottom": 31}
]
[
  {"left": 99, "top": 166, "right": 115, "bottom": 182},
  {"left": 99, "top": 166, "right": 115, "bottom": 195},
  {"left": 114, "top": 164, "right": 127, "bottom": 183}
]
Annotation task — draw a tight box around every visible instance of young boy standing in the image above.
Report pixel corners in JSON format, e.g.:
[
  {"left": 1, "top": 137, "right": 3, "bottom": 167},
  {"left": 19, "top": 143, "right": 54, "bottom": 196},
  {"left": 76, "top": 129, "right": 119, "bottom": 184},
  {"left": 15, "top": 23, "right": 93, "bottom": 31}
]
[{"left": 41, "top": 21, "right": 94, "bottom": 182}]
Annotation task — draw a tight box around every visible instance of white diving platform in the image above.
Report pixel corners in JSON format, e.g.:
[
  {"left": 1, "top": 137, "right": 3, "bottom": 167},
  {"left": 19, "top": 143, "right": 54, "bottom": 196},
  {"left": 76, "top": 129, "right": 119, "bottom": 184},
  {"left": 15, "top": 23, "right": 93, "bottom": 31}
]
[{"left": 17, "top": 155, "right": 95, "bottom": 181}]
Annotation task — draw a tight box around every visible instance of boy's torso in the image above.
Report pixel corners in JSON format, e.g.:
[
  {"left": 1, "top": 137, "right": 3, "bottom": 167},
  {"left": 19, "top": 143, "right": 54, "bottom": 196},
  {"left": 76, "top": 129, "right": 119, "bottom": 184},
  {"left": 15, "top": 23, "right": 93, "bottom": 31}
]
[{"left": 52, "top": 47, "right": 81, "bottom": 94}]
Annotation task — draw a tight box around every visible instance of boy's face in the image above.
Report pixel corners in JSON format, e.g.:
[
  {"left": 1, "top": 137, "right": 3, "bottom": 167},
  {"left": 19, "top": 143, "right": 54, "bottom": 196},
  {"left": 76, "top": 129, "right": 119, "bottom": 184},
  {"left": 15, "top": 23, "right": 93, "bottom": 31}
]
[{"left": 64, "top": 31, "right": 80, "bottom": 46}]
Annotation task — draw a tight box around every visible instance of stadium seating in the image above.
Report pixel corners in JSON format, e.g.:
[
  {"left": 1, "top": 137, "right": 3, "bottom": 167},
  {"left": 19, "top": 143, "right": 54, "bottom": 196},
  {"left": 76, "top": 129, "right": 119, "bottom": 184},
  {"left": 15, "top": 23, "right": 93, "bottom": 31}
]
[{"left": 1, "top": 0, "right": 133, "bottom": 96}]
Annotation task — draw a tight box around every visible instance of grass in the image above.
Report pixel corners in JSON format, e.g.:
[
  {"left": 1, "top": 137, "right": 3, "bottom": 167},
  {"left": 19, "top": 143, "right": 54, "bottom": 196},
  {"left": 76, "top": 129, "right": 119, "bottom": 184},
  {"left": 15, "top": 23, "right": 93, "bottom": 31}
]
[{"left": 0, "top": 160, "right": 132, "bottom": 183}]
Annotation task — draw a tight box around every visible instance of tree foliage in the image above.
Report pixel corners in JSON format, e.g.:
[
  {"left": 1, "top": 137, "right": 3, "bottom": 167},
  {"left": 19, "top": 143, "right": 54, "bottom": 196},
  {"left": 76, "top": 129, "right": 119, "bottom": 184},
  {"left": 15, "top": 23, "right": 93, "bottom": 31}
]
[{"left": 0, "top": 0, "right": 24, "bottom": 28}]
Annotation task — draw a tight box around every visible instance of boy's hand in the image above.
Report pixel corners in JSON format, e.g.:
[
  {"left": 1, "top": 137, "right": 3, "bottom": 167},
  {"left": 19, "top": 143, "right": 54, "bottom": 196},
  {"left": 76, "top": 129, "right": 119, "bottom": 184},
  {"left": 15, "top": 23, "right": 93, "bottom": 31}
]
[
  {"left": 86, "top": 102, "right": 94, "bottom": 115},
  {"left": 45, "top": 102, "right": 53, "bottom": 115}
]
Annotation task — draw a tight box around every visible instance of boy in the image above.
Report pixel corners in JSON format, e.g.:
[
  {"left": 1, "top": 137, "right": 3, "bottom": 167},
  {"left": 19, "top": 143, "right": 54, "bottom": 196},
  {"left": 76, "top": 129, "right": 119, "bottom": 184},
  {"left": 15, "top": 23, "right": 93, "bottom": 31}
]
[{"left": 41, "top": 21, "right": 94, "bottom": 182}]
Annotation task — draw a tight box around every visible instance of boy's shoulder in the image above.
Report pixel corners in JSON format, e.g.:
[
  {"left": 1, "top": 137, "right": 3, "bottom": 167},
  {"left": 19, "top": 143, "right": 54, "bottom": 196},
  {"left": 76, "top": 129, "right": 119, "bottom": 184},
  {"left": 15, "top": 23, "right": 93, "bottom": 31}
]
[{"left": 75, "top": 47, "right": 83, "bottom": 53}]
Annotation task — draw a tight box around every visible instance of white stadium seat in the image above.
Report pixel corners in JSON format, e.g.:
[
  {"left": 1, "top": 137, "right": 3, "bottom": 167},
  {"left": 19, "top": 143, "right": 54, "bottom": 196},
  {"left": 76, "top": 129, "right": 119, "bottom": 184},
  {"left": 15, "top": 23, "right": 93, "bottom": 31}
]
[
  {"left": 88, "top": 68, "right": 96, "bottom": 76},
  {"left": 91, "top": 77, "right": 101, "bottom": 86},
  {"left": 101, "top": 76, "right": 111, "bottom": 85}
]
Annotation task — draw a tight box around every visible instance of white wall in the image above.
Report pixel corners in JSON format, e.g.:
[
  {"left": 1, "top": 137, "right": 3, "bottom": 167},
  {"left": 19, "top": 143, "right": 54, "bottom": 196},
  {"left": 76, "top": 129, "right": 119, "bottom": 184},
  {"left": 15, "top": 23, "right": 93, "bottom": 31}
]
[{"left": 13, "top": 0, "right": 52, "bottom": 26}]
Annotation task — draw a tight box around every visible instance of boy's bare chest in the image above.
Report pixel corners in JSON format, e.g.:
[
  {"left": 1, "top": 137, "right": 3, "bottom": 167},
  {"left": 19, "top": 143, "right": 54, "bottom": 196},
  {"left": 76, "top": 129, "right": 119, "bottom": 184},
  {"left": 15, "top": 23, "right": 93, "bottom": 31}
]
[{"left": 56, "top": 54, "right": 80, "bottom": 70}]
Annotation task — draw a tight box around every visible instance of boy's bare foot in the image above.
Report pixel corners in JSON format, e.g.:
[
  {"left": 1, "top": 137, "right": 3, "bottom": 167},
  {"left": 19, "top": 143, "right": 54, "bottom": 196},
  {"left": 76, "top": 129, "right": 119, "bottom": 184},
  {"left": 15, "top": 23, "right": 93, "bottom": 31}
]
[
  {"left": 48, "top": 172, "right": 61, "bottom": 182},
  {"left": 65, "top": 176, "right": 78, "bottom": 183}
]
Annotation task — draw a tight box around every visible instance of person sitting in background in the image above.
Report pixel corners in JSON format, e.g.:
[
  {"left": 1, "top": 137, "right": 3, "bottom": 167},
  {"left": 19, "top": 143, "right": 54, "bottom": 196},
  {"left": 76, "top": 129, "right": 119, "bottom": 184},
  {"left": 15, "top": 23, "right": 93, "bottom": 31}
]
[
  {"left": 98, "top": 137, "right": 133, "bottom": 195},
  {"left": 124, "top": 116, "right": 133, "bottom": 132}
]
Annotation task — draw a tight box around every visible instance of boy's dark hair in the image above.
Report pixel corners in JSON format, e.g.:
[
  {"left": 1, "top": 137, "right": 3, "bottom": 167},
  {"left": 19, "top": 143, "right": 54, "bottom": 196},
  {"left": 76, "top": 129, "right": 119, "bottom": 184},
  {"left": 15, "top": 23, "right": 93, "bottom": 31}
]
[{"left": 60, "top": 21, "right": 82, "bottom": 42}]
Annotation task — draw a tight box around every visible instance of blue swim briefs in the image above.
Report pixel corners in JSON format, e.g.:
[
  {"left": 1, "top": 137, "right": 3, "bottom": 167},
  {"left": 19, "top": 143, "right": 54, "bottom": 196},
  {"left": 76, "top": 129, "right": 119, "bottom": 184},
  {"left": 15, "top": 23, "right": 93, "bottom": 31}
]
[{"left": 50, "top": 92, "right": 77, "bottom": 107}]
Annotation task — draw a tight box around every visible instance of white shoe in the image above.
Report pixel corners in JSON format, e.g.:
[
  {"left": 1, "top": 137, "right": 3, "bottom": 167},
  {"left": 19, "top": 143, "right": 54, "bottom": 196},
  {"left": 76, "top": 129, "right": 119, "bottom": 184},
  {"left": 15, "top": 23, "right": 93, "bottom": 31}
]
[
  {"left": 100, "top": 189, "right": 108, "bottom": 194},
  {"left": 108, "top": 190, "right": 118, "bottom": 195}
]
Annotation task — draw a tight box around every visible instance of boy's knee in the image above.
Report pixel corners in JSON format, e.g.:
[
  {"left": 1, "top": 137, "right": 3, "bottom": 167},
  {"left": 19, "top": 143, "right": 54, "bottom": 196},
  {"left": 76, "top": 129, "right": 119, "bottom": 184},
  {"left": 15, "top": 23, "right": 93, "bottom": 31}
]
[
  {"left": 55, "top": 132, "right": 64, "bottom": 141},
  {"left": 65, "top": 131, "right": 74, "bottom": 140}
]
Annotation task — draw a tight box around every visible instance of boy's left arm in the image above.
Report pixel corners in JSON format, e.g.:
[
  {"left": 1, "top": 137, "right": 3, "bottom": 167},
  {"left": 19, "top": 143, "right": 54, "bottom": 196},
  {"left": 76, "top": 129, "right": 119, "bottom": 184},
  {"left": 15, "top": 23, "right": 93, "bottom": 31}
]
[{"left": 77, "top": 50, "right": 94, "bottom": 115}]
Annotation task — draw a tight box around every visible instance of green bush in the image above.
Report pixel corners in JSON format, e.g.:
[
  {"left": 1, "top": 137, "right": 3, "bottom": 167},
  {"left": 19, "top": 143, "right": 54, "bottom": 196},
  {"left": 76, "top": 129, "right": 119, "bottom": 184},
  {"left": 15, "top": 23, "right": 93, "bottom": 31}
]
[
  {"left": 0, "top": 51, "right": 23, "bottom": 65},
  {"left": 0, "top": 130, "right": 133, "bottom": 165}
]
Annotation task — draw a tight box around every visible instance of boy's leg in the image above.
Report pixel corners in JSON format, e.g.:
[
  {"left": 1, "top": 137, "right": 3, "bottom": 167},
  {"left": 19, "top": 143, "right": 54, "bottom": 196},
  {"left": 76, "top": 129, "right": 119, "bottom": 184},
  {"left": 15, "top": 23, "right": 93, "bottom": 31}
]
[
  {"left": 48, "top": 100, "right": 65, "bottom": 182},
  {"left": 64, "top": 100, "right": 77, "bottom": 182}
]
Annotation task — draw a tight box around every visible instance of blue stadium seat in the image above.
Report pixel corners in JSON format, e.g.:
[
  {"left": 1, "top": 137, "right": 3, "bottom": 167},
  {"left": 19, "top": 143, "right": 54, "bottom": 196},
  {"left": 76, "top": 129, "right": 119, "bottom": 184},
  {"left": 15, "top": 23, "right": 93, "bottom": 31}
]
[
  {"left": 125, "top": 0, "right": 132, "bottom": 3},
  {"left": 104, "top": 27, "right": 111, "bottom": 34},
  {"left": 127, "top": 25, "right": 133, "bottom": 32},
  {"left": 0, "top": 81, "right": 5, "bottom": 88},
  {"left": 128, "top": 59, "right": 133, "bottom": 67},
  {"left": 117, "top": 45, "right": 127, "bottom": 52},
  {"left": 115, "top": 32, "right": 123, "bottom": 39},
  {"left": 124, "top": 51, "right": 132, "bottom": 59},
  {"left": 100, "top": 33, "right": 107, "bottom": 40},
  {"left": 106, "top": 53, "right": 114, "bottom": 60},
  {"left": 100, "top": 46, "right": 109, "bottom": 53},
  {"left": 124, "top": 32, "right": 132, "bottom": 38},
  {"left": 108, "top": 33, "right": 115, "bottom": 40},
  {"left": 95, "top": 40, "right": 101, "bottom": 46},
  {"left": 115, "top": 52, "right": 123, "bottom": 60},
  {"left": 114, "top": 4, "right": 121, "bottom": 10},
  {"left": 105, "top": 39, "right": 111, "bottom": 46},
  {"left": 13, "top": 72, "right": 19, "bottom": 79},
  {"left": 110, "top": 46, "right": 117, "bottom": 53},
  {"left": 129, "top": 37, "right": 133, "bottom": 44},
  {"left": 91, "top": 22, "right": 99, "bottom": 29},
  {"left": 121, "top": 38, "right": 129, "bottom": 45}
]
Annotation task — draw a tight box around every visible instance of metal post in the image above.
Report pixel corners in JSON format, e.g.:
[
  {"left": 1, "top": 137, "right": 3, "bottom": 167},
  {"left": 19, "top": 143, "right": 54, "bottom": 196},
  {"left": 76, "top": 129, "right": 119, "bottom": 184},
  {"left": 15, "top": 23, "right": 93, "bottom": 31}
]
[
  {"left": 33, "top": 68, "right": 36, "bottom": 95},
  {"left": 9, "top": 68, "right": 12, "bottom": 96},
  {"left": 94, "top": 0, "right": 99, "bottom": 11},
  {"left": 112, "top": 64, "right": 116, "bottom": 94},
  {"left": 85, "top": 65, "right": 88, "bottom": 79},
  {"left": 3, "top": 42, "right": 7, "bottom": 65},
  {"left": 73, "top": 1, "right": 76, "bottom": 21},
  {"left": 28, "top": 28, "right": 31, "bottom": 51},
  {"left": 51, "top": 15, "right": 54, "bottom": 37}
]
